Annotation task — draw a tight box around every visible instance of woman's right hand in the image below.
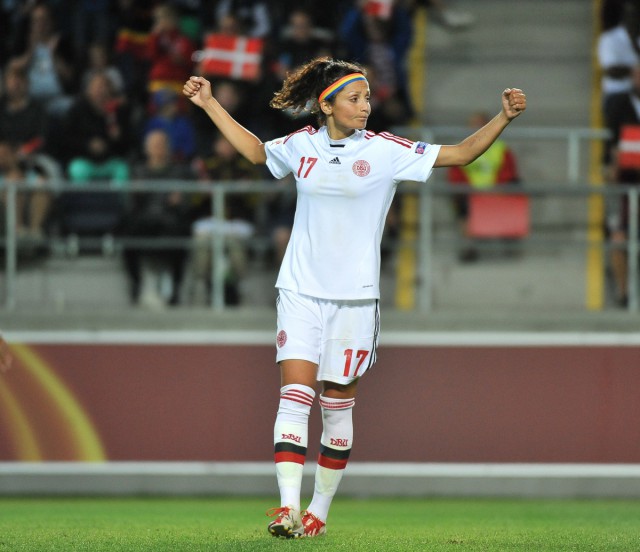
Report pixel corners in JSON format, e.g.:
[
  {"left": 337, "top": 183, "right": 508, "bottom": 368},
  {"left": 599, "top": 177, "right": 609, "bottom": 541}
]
[{"left": 183, "top": 76, "right": 212, "bottom": 108}]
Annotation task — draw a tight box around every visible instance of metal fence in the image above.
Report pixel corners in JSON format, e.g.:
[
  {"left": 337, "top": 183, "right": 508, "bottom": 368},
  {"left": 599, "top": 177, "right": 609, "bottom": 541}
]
[
  {"left": 2, "top": 178, "right": 638, "bottom": 313},
  {"left": 3, "top": 126, "right": 638, "bottom": 314}
]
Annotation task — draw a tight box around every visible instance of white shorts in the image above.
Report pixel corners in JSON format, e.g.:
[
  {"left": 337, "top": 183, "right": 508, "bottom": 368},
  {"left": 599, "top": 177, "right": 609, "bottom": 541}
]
[{"left": 275, "top": 289, "right": 380, "bottom": 385}]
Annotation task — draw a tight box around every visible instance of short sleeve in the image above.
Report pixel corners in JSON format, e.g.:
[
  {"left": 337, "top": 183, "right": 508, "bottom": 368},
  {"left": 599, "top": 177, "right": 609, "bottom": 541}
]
[
  {"left": 264, "top": 136, "right": 293, "bottom": 179},
  {"left": 392, "top": 140, "right": 441, "bottom": 183}
]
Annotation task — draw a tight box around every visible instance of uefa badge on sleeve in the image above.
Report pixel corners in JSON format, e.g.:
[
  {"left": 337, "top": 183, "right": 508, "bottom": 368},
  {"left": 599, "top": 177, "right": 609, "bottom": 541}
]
[{"left": 415, "top": 142, "right": 427, "bottom": 155}]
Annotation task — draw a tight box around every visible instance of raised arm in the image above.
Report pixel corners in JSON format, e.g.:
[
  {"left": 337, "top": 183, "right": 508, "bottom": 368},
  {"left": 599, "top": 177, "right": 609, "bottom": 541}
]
[
  {"left": 183, "top": 76, "right": 267, "bottom": 165},
  {"left": 434, "top": 88, "right": 526, "bottom": 168}
]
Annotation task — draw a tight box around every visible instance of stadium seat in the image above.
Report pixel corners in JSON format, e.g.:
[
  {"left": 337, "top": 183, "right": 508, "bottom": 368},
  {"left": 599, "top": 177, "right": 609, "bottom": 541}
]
[{"left": 466, "top": 193, "right": 530, "bottom": 238}]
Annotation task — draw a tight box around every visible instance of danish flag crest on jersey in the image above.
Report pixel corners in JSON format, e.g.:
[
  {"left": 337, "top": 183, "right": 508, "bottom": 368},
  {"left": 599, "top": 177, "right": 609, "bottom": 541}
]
[{"left": 352, "top": 160, "right": 371, "bottom": 177}]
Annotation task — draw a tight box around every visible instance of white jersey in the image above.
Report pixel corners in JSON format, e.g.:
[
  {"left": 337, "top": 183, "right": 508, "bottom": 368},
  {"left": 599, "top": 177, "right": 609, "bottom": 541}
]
[
  {"left": 264, "top": 125, "right": 441, "bottom": 300},
  {"left": 598, "top": 25, "right": 640, "bottom": 96}
]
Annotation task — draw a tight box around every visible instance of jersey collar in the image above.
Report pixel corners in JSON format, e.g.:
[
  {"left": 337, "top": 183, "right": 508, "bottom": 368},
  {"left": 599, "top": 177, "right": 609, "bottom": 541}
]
[{"left": 321, "top": 126, "right": 364, "bottom": 152}]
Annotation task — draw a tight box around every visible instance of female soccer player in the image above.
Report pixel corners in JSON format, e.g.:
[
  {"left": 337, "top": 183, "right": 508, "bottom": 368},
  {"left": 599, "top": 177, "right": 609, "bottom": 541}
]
[{"left": 183, "top": 57, "right": 526, "bottom": 538}]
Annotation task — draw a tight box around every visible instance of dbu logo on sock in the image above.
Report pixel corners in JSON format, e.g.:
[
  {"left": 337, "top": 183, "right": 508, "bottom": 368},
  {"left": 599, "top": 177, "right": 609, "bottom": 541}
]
[
  {"left": 330, "top": 438, "right": 349, "bottom": 447},
  {"left": 281, "top": 433, "right": 302, "bottom": 443}
]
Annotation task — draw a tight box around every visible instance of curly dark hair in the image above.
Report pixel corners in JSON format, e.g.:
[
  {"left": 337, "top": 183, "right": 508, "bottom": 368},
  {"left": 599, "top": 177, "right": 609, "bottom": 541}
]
[{"left": 270, "top": 57, "right": 367, "bottom": 125}]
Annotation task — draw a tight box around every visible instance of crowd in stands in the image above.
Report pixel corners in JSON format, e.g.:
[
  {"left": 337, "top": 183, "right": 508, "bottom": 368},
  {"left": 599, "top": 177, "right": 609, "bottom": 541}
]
[
  {"left": 598, "top": 0, "right": 640, "bottom": 307},
  {"left": 0, "top": 0, "right": 474, "bottom": 308}
]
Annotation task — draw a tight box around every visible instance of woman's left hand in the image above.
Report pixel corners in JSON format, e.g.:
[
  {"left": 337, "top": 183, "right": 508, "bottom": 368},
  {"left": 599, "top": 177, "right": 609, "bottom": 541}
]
[{"left": 502, "top": 88, "right": 526, "bottom": 120}]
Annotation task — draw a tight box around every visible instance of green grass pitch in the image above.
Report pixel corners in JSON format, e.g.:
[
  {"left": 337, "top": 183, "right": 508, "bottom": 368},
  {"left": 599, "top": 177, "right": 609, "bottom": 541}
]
[{"left": 1, "top": 497, "right": 639, "bottom": 551}]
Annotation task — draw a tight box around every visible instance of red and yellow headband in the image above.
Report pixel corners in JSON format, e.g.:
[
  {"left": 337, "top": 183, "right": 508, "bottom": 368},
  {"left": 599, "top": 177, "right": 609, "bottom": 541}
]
[{"left": 318, "top": 73, "right": 367, "bottom": 103}]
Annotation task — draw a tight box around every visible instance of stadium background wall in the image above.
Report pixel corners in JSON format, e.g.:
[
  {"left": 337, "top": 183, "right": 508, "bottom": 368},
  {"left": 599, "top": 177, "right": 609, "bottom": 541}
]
[{"left": 1, "top": 341, "right": 639, "bottom": 463}]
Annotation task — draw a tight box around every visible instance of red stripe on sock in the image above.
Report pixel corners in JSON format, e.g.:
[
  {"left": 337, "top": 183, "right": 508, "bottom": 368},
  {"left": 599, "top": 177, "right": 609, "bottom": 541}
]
[
  {"left": 282, "top": 390, "right": 314, "bottom": 407},
  {"left": 317, "top": 454, "right": 348, "bottom": 470},
  {"left": 282, "top": 395, "right": 314, "bottom": 407},
  {"left": 275, "top": 451, "right": 306, "bottom": 465},
  {"left": 319, "top": 398, "right": 354, "bottom": 410}
]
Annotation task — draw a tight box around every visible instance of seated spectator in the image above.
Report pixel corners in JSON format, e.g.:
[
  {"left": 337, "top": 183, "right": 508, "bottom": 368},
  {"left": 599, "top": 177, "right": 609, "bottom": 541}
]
[
  {"left": 598, "top": 0, "right": 640, "bottom": 110},
  {"left": 363, "top": 64, "right": 411, "bottom": 133},
  {"left": 0, "top": 139, "right": 57, "bottom": 249},
  {"left": 190, "top": 134, "right": 260, "bottom": 305},
  {"left": 147, "top": 3, "right": 195, "bottom": 95},
  {"left": 273, "top": 9, "right": 334, "bottom": 82},
  {"left": 212, "top": 0, "right": 271, "bottom": 38},
  {"left": 9, "top": 2, "right": 76, "bottom": 117},
  {"left": 447, "top": 111, "right": 521, "bottom": 262},
  {"left": 62, "top": 71, "right": 130, "bottom": 187},
  {"left": 270, "top": 1, "right": 347, "bottom": 39},
  {"left": 190, "top": 79, "right": 253, "bottom": 154},
  {"left": 113, "top": 0, "right": 155, "bottom": 105},
  {"left": 340, "top": 1, "right": 414, "bottom": 116},
  {"left": 603, "top": 63, "right": 640, "bottom": 307},
  {"left": 71, "top": 0, "right": 114, "bottom": 66},
  {"left": 121, "top": 129, "right": 193, "bottom": 308},
  {"left": 82, "top": 41, "right": 126, "bottom": 97},
  {"left": 0, "top": 62, "right": 49, "bottom": 157},
  {"left": 143, "top": 89, "right": 196, "bottom": 162}
]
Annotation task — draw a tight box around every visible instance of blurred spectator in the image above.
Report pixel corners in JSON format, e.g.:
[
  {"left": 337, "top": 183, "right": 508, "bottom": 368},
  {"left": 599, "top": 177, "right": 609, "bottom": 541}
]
[
  {"left": 195, "top": 10, "right": 265, "bottom": 83},
  {"left": 601, "top": 0, "right": 626, "bottom": 31},
  {"left": 267, "top": 176, "right": 296, "bottom": 268},
  {"left": 213, "top": 0, "right": 271, "bottom": 38},
  {"left": 273, "top": 9, "right": 334, "bottom": 81},
  {"left": 363, "top": 64, "right": 411, "bottom": 132},
  {"left": 147, "top": 3, "right": 195, "bottom": 95},
  {"left": 603, "top": 63, "right": 640, "bottom": 307},
  {"left": 270, "top": 0, "right": 348, "bottom": 37},
  {"left": 0, "top": 62, "right": 49, "bottom": 157},
  {"left": 340, "top": 1, "right": 414, "bottom": 116},
  {"left": 422, "top": 0, "right": 476, "bottom": 30},
  {"left": 62, "top": 71, "right": 130, "bottom": 187},
  {"left": 143, "top": 89, "right": 197, "bottom": 162},
  {"left": 122, "top": 129, "right": 193, "bottom": 308},
  {"left": 190, "top": 134, "right": 260, "bottom": 305},
  {"left": 9, "top": 2, "right": 76, "bottom": 117},
  {"left": 598, "top": 0, "right": 640, "bottom": 110},
  {"left": 113, "top": 0, "right": 155, "bottom": 104},
  {"left": 72, "top": 0, "right": 114, "bottom": 67},
  {"left": 82, "top": 41, "right": 126, "bottom": 96},
  {"left": 0, "top": 139, "right": 57, "bottom": 248},
  {"left": 447, "top": 111, "right": 521, "bottom": 262},
  {"left": 0, "top": 0, "right": 22, "bottom": 68},
  {"left": 194, "top": 10, "right": 276, "bottom": 137},
  {"left": 190, "top": 80, "right": 253, "bottom": 154},
  {"left": 265, "top": 10, "right": 335, "bottom": 136}
]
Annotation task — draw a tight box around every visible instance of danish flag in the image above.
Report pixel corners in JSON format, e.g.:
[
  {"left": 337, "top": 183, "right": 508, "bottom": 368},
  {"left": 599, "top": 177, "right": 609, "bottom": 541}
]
[
  {"left": 194, "top": 33, "right": 263, "bottom": 81},
  {"left": 363, "top": 0, "right": 393, "bottom": 19},
  {"left": 618, "top": 125, "right": 640, "bottom": 169}
]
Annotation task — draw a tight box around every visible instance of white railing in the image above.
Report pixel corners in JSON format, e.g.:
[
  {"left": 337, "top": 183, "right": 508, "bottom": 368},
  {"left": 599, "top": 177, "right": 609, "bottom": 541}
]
[
  {"left": 1, "top": 178, "right": 638, "bottom": 313},
  {"left": 394, "top": 126, "right": 611, "bottom": 184}
]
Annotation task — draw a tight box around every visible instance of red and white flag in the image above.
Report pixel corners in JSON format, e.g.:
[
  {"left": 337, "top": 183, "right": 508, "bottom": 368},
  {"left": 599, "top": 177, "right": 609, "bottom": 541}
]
[
  {"left": 618, "top": 125, "right": 640, "bottom": 169},
  {"left": 363, "top": 0, "right": 393, "bottom": 19},
  {"left": 194, "top": 33, "right": 263, "bottom": 81}
]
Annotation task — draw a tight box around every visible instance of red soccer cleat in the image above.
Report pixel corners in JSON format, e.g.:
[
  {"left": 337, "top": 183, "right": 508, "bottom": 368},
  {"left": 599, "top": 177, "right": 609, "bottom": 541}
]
[
  {"left": 301, "top": 510, "right": 327, "bottom": 537},
  {"left": 266, "top": 505, "right": 303, "bottom": 538}
]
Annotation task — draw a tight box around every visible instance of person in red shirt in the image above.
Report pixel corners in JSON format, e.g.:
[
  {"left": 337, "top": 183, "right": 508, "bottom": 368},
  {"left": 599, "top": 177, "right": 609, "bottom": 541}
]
[
  {"left": 147, "top": 4, "right": 195, "bottom": 95},
  {"left": 448, "top": 111, "right": 520, "bottom": 261}
]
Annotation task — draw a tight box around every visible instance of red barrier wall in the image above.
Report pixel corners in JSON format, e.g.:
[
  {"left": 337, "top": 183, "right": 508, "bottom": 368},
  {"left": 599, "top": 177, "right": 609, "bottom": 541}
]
[{"left": 2, "top": 342, "right": 639, "bottom": 462}]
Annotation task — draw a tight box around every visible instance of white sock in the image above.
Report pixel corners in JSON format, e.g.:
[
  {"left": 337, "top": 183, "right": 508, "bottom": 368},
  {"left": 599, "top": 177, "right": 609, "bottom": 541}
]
[
  {"left": 306, "top": 395, "right": 354, "bottom": 521},
  {"left": 273, "top": 384, "right": 315, "bottom": 510}
]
